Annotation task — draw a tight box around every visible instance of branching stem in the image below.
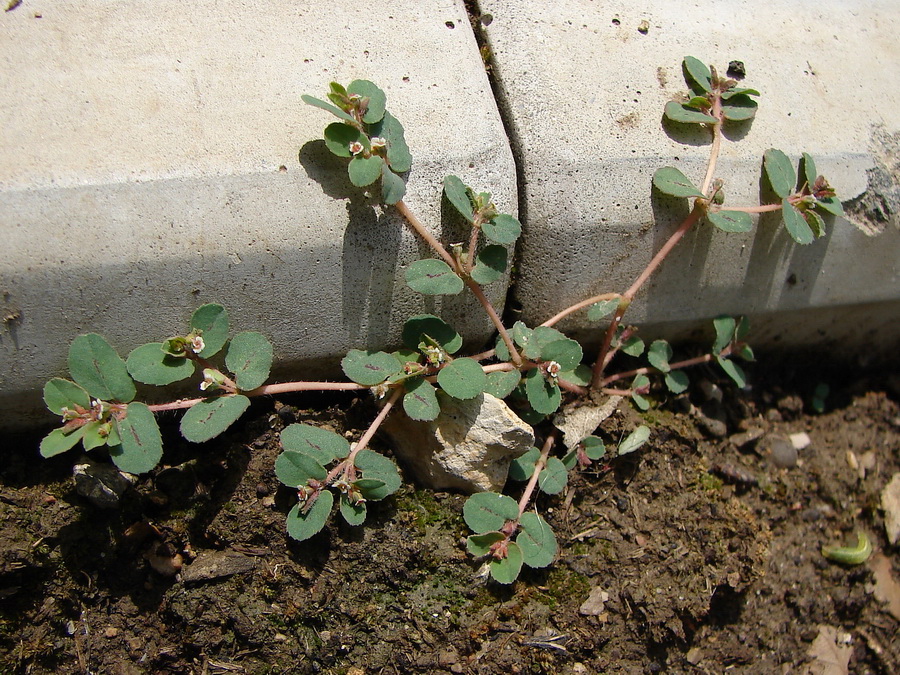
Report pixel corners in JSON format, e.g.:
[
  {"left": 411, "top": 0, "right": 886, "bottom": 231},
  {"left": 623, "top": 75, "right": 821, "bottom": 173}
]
[{"left": 517, "top": 431, "right": 556, "bottom": 518}]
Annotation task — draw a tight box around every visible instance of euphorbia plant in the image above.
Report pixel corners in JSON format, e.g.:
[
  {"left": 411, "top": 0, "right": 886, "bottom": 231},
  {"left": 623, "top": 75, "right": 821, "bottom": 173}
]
[{"left": 40, "top": 58, "right": 844, "bottom": 584}]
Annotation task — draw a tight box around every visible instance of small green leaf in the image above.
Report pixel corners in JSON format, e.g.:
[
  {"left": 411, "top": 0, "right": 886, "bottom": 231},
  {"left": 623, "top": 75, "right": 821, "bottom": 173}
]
[
  {"left": 805, "top": 210, "right": 826, "bottom": 238},
  {"left": 40, "top": 425, "right": 88, "bottom": 458},
  {"left": 722, "top": 87, "right": 760, "bottom": 99},
  {"left": 464, "top": 492, "right": 519, "bottom": 533},
  {"left": 619, "top": 425, "right": 650, "bottom": 455},
  {"left": 373, "top": 111, "right": 411, "bottom": 172},
  {"left": 764, "top": 149, "right": 796, "bottom": 199},
  {"left": 647, "top": 340, "right": 672, "bottom": 372},
  {"left": 110, "top": 402, "right": 162, "bottom": 474},
  {"left": 540, "top": 338, "right": 582, "bottom": 371},
  {"left": 381, "top": 164, "right": 406, "bottom": 204},
  {"left": 495, "top": 334, "right": 511, "bottom": 362},
  {"left": 782, "top": 200, "right": 814, "bottom": 244},
  {"left": 339, "top": 496, "right": 367, "bottom": 526},
  {"left": 180, "top": 395, "right": 251, "bottom": 443},
  {"left": 467, "top": 531, "right": 505, "bottom": 557},
  {"left": 538, "top": 457, "right": 567, "bottom": 495},
  {"left": 323, "top": 122, "right": 366, "bottom": 157},
  {"left": 301, "top": 94, "right": 356, "bottom": 123},
  {"left": 437, "top": 358, "right": 486, "bottom": 400},
  {"left": 509, "top": 447, "right": 541, "bottom": 481},
  {"left": 523, "top": 368, "right": 561, "bottom": 415},
  {"left": 665, "top": 371, "right": 690, "bottom": 394},
  {"left": 80, "top": 421, "right": 108, "bottom": 451},
  {"left": 484, "top": 370, "right": 521, "bottom": 399},
  {"left": 126, "top": 343, "right": 195, "bottom": 386},
  {"left": 225, "top": 331, "right": 273, "bottom": 391},
  {"left": 522, "top": 326, "right": 566, "bottom": 360},
  {"left": 631, "top": 374, "right": 651, "bottom": 411},
  {"left": 348, "top": 155, "right": 384, "bottom": 187},
  {"left": 588, "top": 298, "right": 620, "bottom": 321},
  {"left": 403, "top": 377, "right": 440, "bottom": 421},
  {"left": 682, "top": 56, "right": 712, "bottom": 93},
  {"left": 712, "top": 316, "right": 736, "bottom": 353},
  {"left": 582, "top": 436, "right": 606, "bottom": 460},
  {"left": 402, "top": 314, "right": 462, "bottom": 354},
  {"left": 405, "top": 259, "right": 464, "bottom": 296},
  {"left": 483, "top": 214, "right": 522, "bottom": 245},
  {"left": 801, "top": 153, "right": 817, "bottom": 189},
  {"left": 286, "top": 490, "right": 334, "bottom": 541},
  {"left": 490, "top": 541, "right": 523, "bottom": 584},
  {"left": 511, "top": 321, "right": 534, "bottom": 349},
  {"left": 281, "top": 423, "right": 348, "bottom": 464},
  {"left": 347, "top": 79, "right": 386, "bottom": 124},
  {"left": 354, "top": 478, "right": 387, "bottom": 500},
  {"left": 816, "top": 195, "right": 845, "bottom": 218},
  {"left": 517, "top": 512, "right": 557, "bottom": 568},
  {"left": 354, "top": 449, "right": 401, "bottom": 500},
  {"left": 443, "top": 175, "right": 475, "bottom": 222},
  {"left": 735, "top": 315, "right": 751, "bottom": 341},
  {"left": 191, "top": 304, "right": 230, "bottom": 358},
  {"left": 43, "top": 378, "right": 91, "bottom": 415},
  {"left": 707, "top": 210, "right": 753, "bottom": 233},
  {"left": 653, "top": 167, "right": 704, "bottom": 198},
  {"left": 721, "top": 94, "right": 758, "bottom": 121},
  {"left": 559, "top": 364, "right": 592, "bottom": 387},
  {"left": 620, "top": 335, "right": 645, "bottom": 358},
  {"left": 737, "top": 344, "right": 755, "bottom": 361},
  {"left": 68, "top": 334, "right": 136, "bottom": 403},
  {"left": 717, "top": 356, "right": 746, "bottom": 388},
  {"left": 470, "top": 245, "right": 508, "bottom": 285},
  {"left": 341, "top": 349, "right": 402, "bottom": 386},
  {"left": 664, "top": 101, "right": 717, "bottom": 125},
  {"left": 274, "top": 450, "right": 328, "bottom": 487}
]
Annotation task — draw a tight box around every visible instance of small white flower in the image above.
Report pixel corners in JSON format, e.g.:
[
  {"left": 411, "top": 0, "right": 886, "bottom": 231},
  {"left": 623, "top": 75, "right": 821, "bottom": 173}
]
[
  {"left": 190, "top": 335, "right": 205, "bottom": 354},
  {"left": 348, "top": 141, "right": 365, "bottom": 155},
  {"left": 546, "top": 361, "right": 562, "bottom": 379},
  {"left": 369, "top": 136, "right": 386, "bottom": 150}
]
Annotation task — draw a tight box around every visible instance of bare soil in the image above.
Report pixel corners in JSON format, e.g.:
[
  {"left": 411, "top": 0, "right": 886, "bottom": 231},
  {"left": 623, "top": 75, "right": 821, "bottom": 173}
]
[{"left": 2, "top": 362, "right": 899, "bottom": 674}]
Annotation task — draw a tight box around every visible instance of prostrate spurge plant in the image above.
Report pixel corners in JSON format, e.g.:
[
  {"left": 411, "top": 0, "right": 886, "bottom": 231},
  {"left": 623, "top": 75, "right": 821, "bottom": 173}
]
[{"left": 41, "top": 59, "right": 844, "bottom": 583}]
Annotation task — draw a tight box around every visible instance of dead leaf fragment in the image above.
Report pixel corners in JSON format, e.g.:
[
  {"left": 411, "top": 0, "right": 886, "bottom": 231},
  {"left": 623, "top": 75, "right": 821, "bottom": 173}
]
[
  {"left": 881, "top": 473, "right": 900, "bottom": 545},
  {"left": 868, "top": 553, "right": 900, "bottom": 621},
  {"left": 805, "top": 625, "right": 851, "bottom": 675},
  {"left": 579, "top": 586, "right": 610, "bottom": 615}
]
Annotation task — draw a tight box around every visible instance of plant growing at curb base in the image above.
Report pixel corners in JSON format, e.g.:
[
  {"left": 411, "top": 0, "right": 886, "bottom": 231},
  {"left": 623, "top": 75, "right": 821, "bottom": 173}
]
[{"left": 41, "top": 59, "right": 844, "bottom": 584}]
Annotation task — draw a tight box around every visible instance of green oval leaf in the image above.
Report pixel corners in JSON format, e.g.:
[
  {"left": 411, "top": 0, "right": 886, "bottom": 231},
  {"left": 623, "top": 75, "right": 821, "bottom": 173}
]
[
  {"left": 354, "top": 478, "right": 387, "bottom": 500},
  {"left": 437, "top": 358, "right": 486, "bottom": 400},
  {"left": 301, "top": 94, "right": 356, "bottom": 123},
  {"left": 381, "top": 164, "right": 406, "bottom": 204},
  {"left": 540, "top": 338, "right": 582, "bottom": 372},
  {"left": 712, "top": 316, "right": 736, "bottom": 354},
  {"left": 707, "top": 210, "right": 753, "bottom": 233},
  {"left": 815, "top": 195, "right": 844, "bottom": 218},
  {"left": 191, "top": 304, "right": 230, "bottom": 358},
  {"left": 484, "top": 369, "right": 521, "bottom": 399},
  {"left": 68, "top": 334, "right": 136, "bottom": 403},
  {"left": 405, "top": 259, "right": 464, "bottom": 296},
  {"left": 517, "top": 512, "right": 557, "bottom": 568},
  {"left": 339, "top": 496, "right": 367, "bottom": 526},
  {"left": 664, "top": 101, "right": 717, "bottom": 125},
  {"left": 522, "top": 326, "right": 566, "bottom": 360},
  {"left": 588, "top": 298, "right": 620, "bottom": 321},
  {"left": 281, "top": 423, "right": 349, "bottom": 464},
  {"left": 403, "top": 377, "right": 440, "bottom": 421},
  {"left": 647, "top": 340, "right": 672, "bottom": 373},
  {"left": 80, "top": 421, "right": 108, "bottom": 451},
  {"left": 286, "top": 490, "right": 334, "bottom": 541},
  {"left": 275, "top": 450, "right": 327, "bottom": 487},
  {"left": 805, "top": 210, "right": 826, "bottom": 238},
  {"left": 717, "top": 356, "right": 746, "bottom": 388},
  {"left": 464, "top": 492, "right": 519, "bottom": 534},
  {"left": 467, "top": 531, "right": 505, "bottom": 557},
  {"left": 353, "top": 449, "right": 401, "bottom": 501},
  {"left": 801, "top": 152, "right": 817, "bottom": 189},
  {"left": 126, "top": 343, "right": 195, "bottom": 386},
  {"left": 225, "top": 331, "right": 273, "bottom": 391},
  {"left": 682, "top": 56, "right": 712, "bottom": 93},
  {"left": 109, "top": 402, "right": 162, "bottom": 474},
  {"left": 619, "top": 425, "right": 651, "bottom": 456},
  {"left": 373, "top": 110, "right": 411, "bottom": 173},
  {"left": 665, "top": 370, "right": 690, "bottom": 394},
  {"left": 782, "top": 200, "right": 814, "bottom": 244},
  {"left": 470, "top": 245, "right": 508, "bottom": 285},
  {"left": 323, "top": 122, "right": 366, "bottom": 158},
  {"left": 341, "top": 349, "right": 402, "bottom": 386},
  {"left": 653, "top": 167, "right": 704, "bottom": 198},
  {"left": 443, "top": 175, "right": 475, "bottom": 222},
  {"left": 524, "top": 368, "right": 561, "bottom": 415},
  {"left": 180, "top": 395, "right": 251, "bottom": 443},
  {"left": 40, "top": 425, "right": 88, "bottom": 458},
  {"left": 483, "top": 214, "right": 522, "bottom": 245},
  {"left": 538, "top": 457, "right": 567, "bottom": 495},
  {"left": 348, "top": 155, "right": 384, "bottom": 187},
  {"left": 347, "top": 80, "right": 386, "bottom": 124},
  {"left": 620, "top": 335, "right": 645, "bottom": 357},
  {"left": 764, "top": 149, "right": 796, "bottom": 199},
  {"left": 631, "top": 374, "right": 651, "bottom": 411},
  {"left": 401, "top": 314, "right": 462, "bottom": 354},
  {"left": 509, "top": 446, "right": 541, "bottom": 481},
  {"left": 721, "top": 94, "right": 758, "bottom": 121},
  {"left": 490, "top": 541, "right": 523, "bottom": 584},
  {"left": 559, "top": 364, "right": 592, "bottom": 387},
  {"left": 43, "top": 378, "right": 91, "bottom": 415},
  {"left": 582, "top": 436, "right": 606, "bottom": 460}
]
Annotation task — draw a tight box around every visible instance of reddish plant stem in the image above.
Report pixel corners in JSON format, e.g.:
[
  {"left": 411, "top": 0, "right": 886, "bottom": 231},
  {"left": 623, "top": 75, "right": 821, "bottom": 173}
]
[
  {"left": 394, "top": 200, "right": 458, "bottom": 269},
  {"left": 464, "top": 279, "right": 523, "bottom": 367},
  {"left": 600, "top": 352, "right": 716, "bottom": 387},
  {"left": 147, "top": 381, "right": 365, "bottom": 413},
  {"left": 540, "top": 293, "right": 622, "bottom": 328},
  {"left": 517, "top": 431, "right": 557, "bottom": 518},
  {"left": 722, "top": 203, "right": 782, "bottom": 214},
  {"left": 345, "top": 387, "right": 403, "bottom": 466},
  {"left": 700, "top": 95, "right": 724, "bottom": 196}
]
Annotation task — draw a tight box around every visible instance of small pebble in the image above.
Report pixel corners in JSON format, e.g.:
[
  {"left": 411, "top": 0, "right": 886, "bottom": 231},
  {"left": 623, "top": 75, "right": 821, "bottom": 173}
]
[
  {"left": 789, "top": 432, "right": 811, "bottom": 450},
  {"left": 761, "top": 433, "right": 797, "bottom": 468}
]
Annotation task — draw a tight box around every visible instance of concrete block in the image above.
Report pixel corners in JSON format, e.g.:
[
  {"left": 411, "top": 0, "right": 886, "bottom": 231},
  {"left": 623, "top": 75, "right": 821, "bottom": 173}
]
[
  {"left": 479, "top": 0, "right": 900, "bottom": 355},
  {"left": 0, "top": 1, "right": 517, "bottom": 427}
]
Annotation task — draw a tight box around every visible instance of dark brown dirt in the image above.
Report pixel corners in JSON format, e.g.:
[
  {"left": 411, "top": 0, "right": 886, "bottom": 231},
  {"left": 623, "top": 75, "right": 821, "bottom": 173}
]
[{"left": 2, "top": 364, "right": 899, "bottom": 674}]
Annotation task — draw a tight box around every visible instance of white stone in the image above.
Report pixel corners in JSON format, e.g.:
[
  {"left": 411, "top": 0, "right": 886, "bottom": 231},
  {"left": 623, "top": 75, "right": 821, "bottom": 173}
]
[
  {"left": 554, "top": 396, "right": 623, "bottom": 450},
  {"left": 382, "top": 392, "right": 534, "bottom": 493},
  {"left": 882, "top": 473, "right": 900, "bottom": 545}
]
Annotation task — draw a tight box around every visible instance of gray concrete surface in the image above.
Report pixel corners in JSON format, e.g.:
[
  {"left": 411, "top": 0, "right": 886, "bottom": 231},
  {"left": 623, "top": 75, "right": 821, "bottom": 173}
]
[
  {"left": 479, "top": 0, "right": 900, "bottom": 352},
  {"left": 0, "top": 0, "right": 517, "bottom": 427}
]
